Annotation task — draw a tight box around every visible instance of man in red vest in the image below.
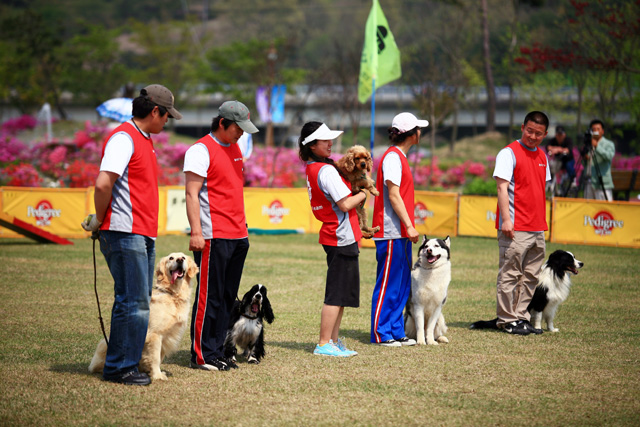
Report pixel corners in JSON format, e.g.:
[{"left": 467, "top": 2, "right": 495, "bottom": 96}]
[
  {"left": 83, "top": 84, "right": 182, "bottom": 385},
  {"left": 493, "top": 111, "right": 551, "bottom": 336},
  {"left": 184, "top": 101, "right": 258, "bottom": 371}
]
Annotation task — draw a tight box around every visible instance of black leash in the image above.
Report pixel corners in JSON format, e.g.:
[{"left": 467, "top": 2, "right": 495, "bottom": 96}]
[{"left": 91, "top": 231, "right": 109, "bottom": 346}]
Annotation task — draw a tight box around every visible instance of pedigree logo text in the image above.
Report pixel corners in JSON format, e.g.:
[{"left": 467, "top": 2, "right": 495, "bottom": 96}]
[
  {"left": 414, "top": 202, "right": 433, "bottom": 225},
  {"left": 27, "top": 200, "right": 61, "bottom": 227},
  {"left": 262, "top": 200, "right": 290, "bottom": 224},
  {"left": 584, "top": 210, "right": 623, "bottom": 236}
]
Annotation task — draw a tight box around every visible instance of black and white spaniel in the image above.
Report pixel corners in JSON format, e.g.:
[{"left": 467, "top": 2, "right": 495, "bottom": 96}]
[{"left": 224, "top": 284, "right": 275, "bottom": 364}]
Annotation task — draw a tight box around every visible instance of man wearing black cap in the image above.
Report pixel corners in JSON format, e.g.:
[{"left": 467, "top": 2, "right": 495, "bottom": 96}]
[
  {"left": 545, "top": 125, "right": 575, "bottom": 189},
  {"left": 184, "top": 101, "right": 259, "bottom": 371},
  {"left": 83, "top": 84, "right": 182, "bottom": 385}
]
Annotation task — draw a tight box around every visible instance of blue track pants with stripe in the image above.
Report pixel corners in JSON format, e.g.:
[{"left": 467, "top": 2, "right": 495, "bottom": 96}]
[{"left": 371, "top": 238, "right": 412, "bottom": 343}]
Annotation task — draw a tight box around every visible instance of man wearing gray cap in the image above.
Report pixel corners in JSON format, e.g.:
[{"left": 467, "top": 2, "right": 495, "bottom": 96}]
[
  {"left": 184, "top": 101, "right": 259, "bottom": 371},
  {"left": 83, "top": 84, "right": 182, "bottom": 385}
]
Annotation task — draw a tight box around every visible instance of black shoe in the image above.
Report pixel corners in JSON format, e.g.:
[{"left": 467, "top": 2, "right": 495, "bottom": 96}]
[
  {"left": 190, "top": 358, "right": 230, "bottom": 371},
  {"left": 500, "top": 321, "right": 531, "bottom": 336},
  {"left": 522, "top": 320, "right": 543, "bottom": 335},
  {"left": 103, "top": 370, "right": 151, "bottom": 386},
  {"left": 222, "top": 357, "right": 238, "bottom": 370}
]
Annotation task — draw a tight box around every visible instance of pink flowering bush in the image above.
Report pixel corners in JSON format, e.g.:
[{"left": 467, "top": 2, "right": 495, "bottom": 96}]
[
  {"left": 1, "top": 115, "right": 638, "bottom": 190},
  {"left": 0, "top": 163, "right": 42, "bottom": 186},
  {"left": 244, "top": 147, "right": 307, "bottom": 187}
]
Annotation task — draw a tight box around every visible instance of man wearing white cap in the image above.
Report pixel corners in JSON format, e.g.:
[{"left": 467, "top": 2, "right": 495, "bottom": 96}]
[
  {"left": 370, "top": 112, "right": 428, "bottom": 347},
  {"left": 184, "top": 100, "right": 258, "bottom": 371}
]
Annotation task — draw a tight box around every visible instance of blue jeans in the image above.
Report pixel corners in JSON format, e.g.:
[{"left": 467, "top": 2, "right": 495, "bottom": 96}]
[{"left": 99, "top": 231, "right": 155, "bottom": 376}]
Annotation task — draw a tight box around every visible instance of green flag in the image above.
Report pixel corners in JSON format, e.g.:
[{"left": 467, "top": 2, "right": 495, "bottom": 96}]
[{"left": 357, "top": 0, "right": 402, "bottom": 104}]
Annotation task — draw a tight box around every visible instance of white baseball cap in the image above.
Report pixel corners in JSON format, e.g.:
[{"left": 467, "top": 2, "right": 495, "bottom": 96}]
[
  {"left": 301, "top": 123, "right": 343, "bottom": 145},
  {"left": 391, "top": 112, "right": 429, "bottom": 133}
]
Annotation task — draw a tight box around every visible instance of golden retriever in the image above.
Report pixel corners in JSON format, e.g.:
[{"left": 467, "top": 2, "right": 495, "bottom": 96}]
[
  {"left": 88, "top": 252, "right": 198, "bottom": 381},
  {"left": 336, "top": 145, "right": 380, "bottom": 238}
]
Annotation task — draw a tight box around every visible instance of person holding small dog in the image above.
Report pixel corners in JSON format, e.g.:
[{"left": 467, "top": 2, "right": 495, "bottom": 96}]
[
  {"left": 370, "top": 112, "right": 428, "bottom": 347},
  {"left": 184, "top": 101, "right": 258, "bottom": 371},
  {"left": 493, "top": 110, "right": 551, "bottom": 335},
  {"left": 82, "top": 84, "right": 182, "bottom": 385},
  {"left": 299, "top": 121, "right": 366, "bottom": 357}
]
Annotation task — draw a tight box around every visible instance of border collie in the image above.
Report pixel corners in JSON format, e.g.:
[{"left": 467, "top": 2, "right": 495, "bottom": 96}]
[{"left": 470, "top": 250, "right": 583, "bottom": 333}]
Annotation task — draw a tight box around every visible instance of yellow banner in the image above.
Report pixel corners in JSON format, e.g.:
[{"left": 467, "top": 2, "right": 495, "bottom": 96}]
[
  {"left": 458, "top": 195, "right": 550, "bottom": 240},
  {"left": 244, "top": 188, "right": 312, "bottom": 232},
  {"left": 414, "top": 191, "right": 458, "bottom": 238},
  {"left": 552, "top": 197, "right": 640, "bottom": 247},
  {"left": 0, "top": 187, "right": 89, "bottom": 238},
  {"left": 164, "top": 186, "right": 188, "bottom": 234}
]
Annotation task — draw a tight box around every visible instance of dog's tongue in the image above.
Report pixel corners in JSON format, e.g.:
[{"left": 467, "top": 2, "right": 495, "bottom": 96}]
[
  {"left": 171, "top": 270, "right": 180, "bottom": 284},
  {"left": 251, "top": 303, "right": 259, "bottom": 313},
  {"left": 427, "top": 254, "right": 439, "bottom": 264}
]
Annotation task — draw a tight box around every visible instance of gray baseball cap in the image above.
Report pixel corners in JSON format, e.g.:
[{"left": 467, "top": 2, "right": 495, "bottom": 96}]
[
  {"left": 144, "top": 84, "right": 182, "bottom": 120},
  {"left": 219, "top": 100, "right": 259, "bottom": 134}
]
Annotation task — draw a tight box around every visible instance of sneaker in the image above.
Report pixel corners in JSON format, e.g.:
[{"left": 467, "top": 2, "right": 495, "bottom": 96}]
[
  {"left": 374, "top": 339, "right": 401, "bottom": 347},
  {"left": 335, "top": 338, "right": 358, "bottom": 356},
  {"left": 102, "top": 370, "right": 151, "bottom": 386},
  {"left": 313, "top": 341, "right": 352, "bottom": 357},
  {"left": 190, "top": 359, "right": 230, "bottom": 371},
  {"left": 397, "top": 337, "right": 417, "bottom": 346},
  {"left": 500, "top": 321, "right": 531, "bottom": 336},
  {"left": 522, "top": 320, "right": 543, "bottom": 335}
]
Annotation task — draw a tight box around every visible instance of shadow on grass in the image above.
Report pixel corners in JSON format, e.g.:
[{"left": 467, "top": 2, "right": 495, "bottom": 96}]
[{"left": 50, "top": 362, "right": 96, "bottom": 376}]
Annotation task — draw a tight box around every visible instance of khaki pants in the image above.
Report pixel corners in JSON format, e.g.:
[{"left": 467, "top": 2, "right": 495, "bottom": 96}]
[{"left": 496, "top": 231, "right": 545, "bottom": 327}]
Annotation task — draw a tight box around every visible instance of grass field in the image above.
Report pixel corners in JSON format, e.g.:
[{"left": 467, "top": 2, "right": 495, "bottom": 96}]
[{"left": 1, "top": 234, "right": 639, "bottom": 426}]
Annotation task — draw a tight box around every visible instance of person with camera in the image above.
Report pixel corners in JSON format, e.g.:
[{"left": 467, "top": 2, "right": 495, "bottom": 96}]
[
  {"left": 545, "top": 126, "right": 575, "bottom": 195},
  {"left": 583, "top": 119, "right": 615, "bottom": 201}
]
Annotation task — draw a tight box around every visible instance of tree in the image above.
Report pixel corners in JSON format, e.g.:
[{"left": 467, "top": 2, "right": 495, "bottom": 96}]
[
  {"left": 57, "top": 25, "right": 129, "bottom": 107},
  {"left": 0, "top": 9, "right": 67, "bottom": 117},
  {"left": 480, "top": 0, "right": 497, "bottom": 132}
]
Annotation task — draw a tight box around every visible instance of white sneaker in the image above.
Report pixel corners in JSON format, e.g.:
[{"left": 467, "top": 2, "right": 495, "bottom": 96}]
[
  {"left": 397, "top": 337, "right": 417, "bottom": 346},
  {"left": 375, "top": 339, "right": 401, "bottom": 347}
]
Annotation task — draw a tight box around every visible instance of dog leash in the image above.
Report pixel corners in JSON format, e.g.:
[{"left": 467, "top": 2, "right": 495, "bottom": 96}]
[{"left": 91, "top": 231, "right": 109, "bottom": 346}]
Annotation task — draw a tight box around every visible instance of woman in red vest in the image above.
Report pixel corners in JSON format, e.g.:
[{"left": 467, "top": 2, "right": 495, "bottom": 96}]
[
  {"left": 370, "top": 112, "right": 428, "bottom": 347},
  {"left": 299, "top": 122, "right": 367, "bottom": 357}
]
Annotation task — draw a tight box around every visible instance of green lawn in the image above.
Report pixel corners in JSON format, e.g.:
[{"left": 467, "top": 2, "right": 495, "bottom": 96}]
[{"left": 0, "top": 234, "right": 638, "bottom": 426}]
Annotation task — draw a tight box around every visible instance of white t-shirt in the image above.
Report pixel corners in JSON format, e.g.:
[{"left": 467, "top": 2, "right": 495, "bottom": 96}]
[
  {"left": 318, "top": 164, "right": 351, "bottom": 203},
  {"left": 183, "top": 141, "right": 211, "bottom": 177},
  {"left": 381, "top": 150, "right": 403, "bottom": 187},
  {"left": 493, "top": 140, "right": 551, "bottom": 182},
  {"left": 100, "top": 120, "right": 150, "bottom": 175}
]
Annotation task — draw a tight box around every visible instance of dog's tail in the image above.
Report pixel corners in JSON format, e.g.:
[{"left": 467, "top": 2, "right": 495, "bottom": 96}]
[
  {"left": 88, "top": 339, "right": 108, "bottom": 373},
  {"left": 469, "top": 318, "right": 499, "bottom": 330}
]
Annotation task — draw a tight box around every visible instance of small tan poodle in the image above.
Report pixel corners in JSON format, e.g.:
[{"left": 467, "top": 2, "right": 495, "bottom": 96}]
[{"left": 336, "top": 145, "right": 380, "bottom": 238}]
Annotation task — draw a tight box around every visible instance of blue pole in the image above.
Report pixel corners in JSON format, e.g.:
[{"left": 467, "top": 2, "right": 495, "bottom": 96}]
[{"left": 370, "top": 78, "right": 376, "bottom": 156}]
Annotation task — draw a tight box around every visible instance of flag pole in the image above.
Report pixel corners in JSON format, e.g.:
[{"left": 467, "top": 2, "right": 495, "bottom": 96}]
[{"left": 370, "top": 78, "right": 376, "bottom": 155}]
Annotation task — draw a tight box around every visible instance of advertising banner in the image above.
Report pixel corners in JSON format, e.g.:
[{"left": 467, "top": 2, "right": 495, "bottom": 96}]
[
  {"left": 552, "top": 197, "right": 640, "bottom": 248},
  {"left": 244, "top": 188, "right": 312, "bottom": 232},
  {"left": 458, "top": 195, "right": 551, "bottom": 240},
  {"left": 0, "top": 187, "right": 89, "bottom": 238},
  {"left": 414, "top": 191, "right": 458, "bottom": 238}
]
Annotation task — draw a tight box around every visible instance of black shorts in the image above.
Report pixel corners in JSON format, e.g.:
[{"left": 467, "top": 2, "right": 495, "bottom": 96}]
[{"left": 322, "top": 242, "right": 360, "bottom": 308}]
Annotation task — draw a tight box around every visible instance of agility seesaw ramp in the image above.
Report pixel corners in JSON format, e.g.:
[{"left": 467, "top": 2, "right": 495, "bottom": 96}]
[{"left": 0, "top": 212, "right": 73, "bottom": 245}]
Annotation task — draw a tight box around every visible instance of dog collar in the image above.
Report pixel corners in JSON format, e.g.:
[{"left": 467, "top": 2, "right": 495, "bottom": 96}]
[{"left": 241, "top": 313, "right": 258, "bottom": 320}]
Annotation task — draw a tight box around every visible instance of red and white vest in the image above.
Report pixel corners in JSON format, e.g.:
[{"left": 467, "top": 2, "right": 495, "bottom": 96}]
[
  {"left": 306, "top": 162, "right": 362, "bottom": 246},
  {"left": 100, "top": 122, "right": 159, "bottom": 237},
  {"left": 372, "top": 146, "right": 415, "bottom": 239},
  {"left": 195, "top": 134, "right": 247, "bottom": 239},
  {"left": 495, "top": 140, "right": 548, "bottom": 231}
]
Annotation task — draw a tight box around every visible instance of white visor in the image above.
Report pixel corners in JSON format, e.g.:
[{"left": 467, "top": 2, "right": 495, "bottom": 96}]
[{"left": 302, "top": 123, "right": 343, "bottom": 145}]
